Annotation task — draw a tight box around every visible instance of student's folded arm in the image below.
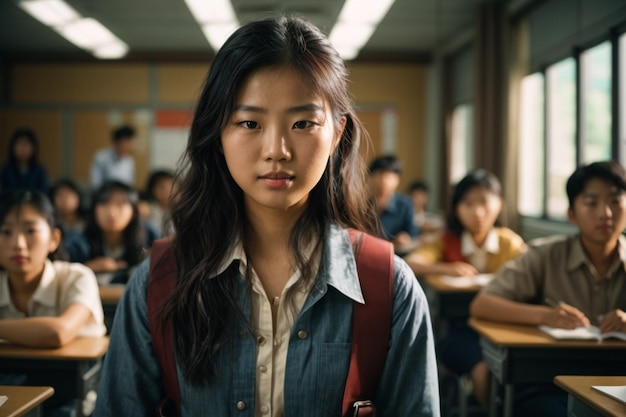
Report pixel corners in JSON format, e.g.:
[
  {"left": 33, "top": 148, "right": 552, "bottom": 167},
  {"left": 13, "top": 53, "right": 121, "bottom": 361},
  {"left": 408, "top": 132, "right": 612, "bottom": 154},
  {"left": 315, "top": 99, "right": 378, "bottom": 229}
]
[
  {"left": 0, "top": 303, "right": 92, "bottom": 348},
  {"left": 470, "top": 292, "right": 551, "bottom": 325}
]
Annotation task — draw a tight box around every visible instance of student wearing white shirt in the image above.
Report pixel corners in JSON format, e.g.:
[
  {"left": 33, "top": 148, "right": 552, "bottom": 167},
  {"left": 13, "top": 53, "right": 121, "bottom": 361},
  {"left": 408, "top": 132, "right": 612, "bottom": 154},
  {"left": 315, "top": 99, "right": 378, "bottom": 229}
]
[{"left": 90, "top": 125, "right": 136, "bottom": 189}]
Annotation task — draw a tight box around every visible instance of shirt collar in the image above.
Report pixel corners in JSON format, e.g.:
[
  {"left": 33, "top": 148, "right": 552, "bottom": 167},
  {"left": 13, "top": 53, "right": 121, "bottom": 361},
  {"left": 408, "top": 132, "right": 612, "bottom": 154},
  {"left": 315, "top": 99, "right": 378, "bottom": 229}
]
[
  {"left": 567, "top": 234, "right": 626, "bottom": 277},
  {"left": 211, "top": 224, "right": 364, "bottom": 304},
  {"left": 0, "top": 260, "right": 58, "bottom": 312},
  {"left": 30, "top": 260, "right": 58, "bottom": 308},
  {"left": 383, "top": 193, "right": 400, "bottom": 215},
  {"left": 461, "top": 228, "right": 500, "bottom": 256}
]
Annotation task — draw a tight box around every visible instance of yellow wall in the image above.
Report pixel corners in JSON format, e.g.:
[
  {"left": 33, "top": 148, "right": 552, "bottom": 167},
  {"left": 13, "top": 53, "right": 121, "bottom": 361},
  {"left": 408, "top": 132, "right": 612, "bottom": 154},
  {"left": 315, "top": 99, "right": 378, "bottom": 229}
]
[{"left": 1, "top": 61, "right": 425, "bottom": 192}]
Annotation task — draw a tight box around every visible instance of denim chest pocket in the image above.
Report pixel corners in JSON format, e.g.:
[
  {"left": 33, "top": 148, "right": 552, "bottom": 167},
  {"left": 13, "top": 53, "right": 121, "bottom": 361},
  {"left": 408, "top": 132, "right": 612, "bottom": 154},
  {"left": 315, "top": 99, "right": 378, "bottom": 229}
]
[{"left": 315, "top": 343, "right": 351, "bottom": 414}]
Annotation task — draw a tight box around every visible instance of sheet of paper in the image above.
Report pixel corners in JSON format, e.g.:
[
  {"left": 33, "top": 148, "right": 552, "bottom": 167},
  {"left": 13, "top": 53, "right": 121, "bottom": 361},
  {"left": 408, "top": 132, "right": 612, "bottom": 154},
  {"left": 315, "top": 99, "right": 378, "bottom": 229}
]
[
  {"left": 440, "top": 273, "right": 494, "bottom": 287},
  {"left": 592, "top": 385, "right": 626, "bottom": 405},
  {"left": 0, "top": 396, "right": 7, "bottom": 408},
  {"left": 538, "top": 325, "right": 601, "bottom": 340}
]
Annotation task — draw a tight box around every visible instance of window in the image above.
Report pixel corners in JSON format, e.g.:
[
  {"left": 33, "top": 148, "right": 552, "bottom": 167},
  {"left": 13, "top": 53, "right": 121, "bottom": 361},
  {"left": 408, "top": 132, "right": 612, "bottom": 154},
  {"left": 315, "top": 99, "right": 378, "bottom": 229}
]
[
  {"left": 580, "top": 41, "right": 612, "bottom": 163},
  {"left": 518, "top": 73, "right": 545, "bottom": 217},
  {"left": 450, "top": 104, "right": 474, "bottom": 184},
  {"left": 546, "top": 58, "right": 576, "bottom": 218}
]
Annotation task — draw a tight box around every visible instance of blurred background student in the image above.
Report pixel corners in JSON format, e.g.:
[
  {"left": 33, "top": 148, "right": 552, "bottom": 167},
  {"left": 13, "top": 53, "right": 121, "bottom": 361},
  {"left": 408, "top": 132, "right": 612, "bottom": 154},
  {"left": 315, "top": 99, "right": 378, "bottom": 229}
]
[
  {"left": 0, "top": 189, "right": 105, "bottom": 416},
  {"left": 66, "top": 180, "right": 157, "bottom": 285},
  {"left": 0, "top": 128, "right": 49, "bottom": 195},
  {"left": 405, "top": 169, "right": 526, "bottom": 407},
  {"left": 408, "top": 179, "right": 445, "bottom": 241},
  {"left": 50, "top": 178, "right": 87, "bottom": 240},
  {"left": 369, "top": 155, "right": 418, "bottom": 250},
  {"left": 90, "top": 125, "right": 136, "bottom": 190},
  {"left": 138, "top": 169, "right": 176, "bottom": 237}
]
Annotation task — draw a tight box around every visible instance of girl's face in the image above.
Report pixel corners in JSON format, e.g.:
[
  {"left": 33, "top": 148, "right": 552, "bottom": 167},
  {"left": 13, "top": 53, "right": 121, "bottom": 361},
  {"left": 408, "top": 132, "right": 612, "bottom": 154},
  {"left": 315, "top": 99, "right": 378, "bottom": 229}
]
[
  {"left": 153, "top": 177, "right": 174, "bottom": 206},
  {"left": 53, "top": 186, "right": 80, "bottom": 215},
  {"left": 221, "top": 66, "right": 345, "bottom": 216},
  {"left": 95, "top": 191, "right": 134, "bottom": 233},
  {"left": 0, "top": 205, "right": 60, "bottom": 281},
  {"left": 455, "top": 186, "right": 502, "bottom": 237},
  {"left": 14, "top": 137, "right": 34, "bottom": 163}
]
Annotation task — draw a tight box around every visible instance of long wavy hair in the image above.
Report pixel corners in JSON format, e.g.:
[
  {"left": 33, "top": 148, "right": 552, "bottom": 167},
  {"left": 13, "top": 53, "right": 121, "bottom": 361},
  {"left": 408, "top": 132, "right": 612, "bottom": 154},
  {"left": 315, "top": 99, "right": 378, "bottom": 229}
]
[{"left": 163, "top": 15, "right": 380, "bottom": 383}]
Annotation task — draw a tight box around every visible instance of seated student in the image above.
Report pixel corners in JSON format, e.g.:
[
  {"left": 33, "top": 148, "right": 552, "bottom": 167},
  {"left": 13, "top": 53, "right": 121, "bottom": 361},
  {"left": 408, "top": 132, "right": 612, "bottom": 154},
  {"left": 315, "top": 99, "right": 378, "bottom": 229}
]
[
  {"left": 408, "top": 179, "right": 445, "bottom": 240},
  {"left": 406, "top": 169, "right": 525, "bottom": 407},
  {"left": 66, "top": 181, "right": 157, "bottom": 285},
  {"left": 369, "top": 155, "right": 418, "bottom": 246},
  {"left": 138, "top": 169, "right": 176, "bottom": 237},
  {"left": 50, "top": 178, "right": 87, "bottom": 240},
  {"left": 0, "top": 128, "right": 49, "bottom": 195},
  {"left": 470, "top": 160, "right": 626, "bottom": 417},
  {"left": 0, "top": 189, "right": 106, "bottom": 417}
]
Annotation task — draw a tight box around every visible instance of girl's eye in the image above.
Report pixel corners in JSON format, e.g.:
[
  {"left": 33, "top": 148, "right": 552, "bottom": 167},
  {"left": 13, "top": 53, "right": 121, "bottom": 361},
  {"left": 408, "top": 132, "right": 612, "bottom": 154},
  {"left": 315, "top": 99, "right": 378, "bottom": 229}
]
[
  {"left": 293, "top": 121, "right": 312, "bottom": 129},
  {"left": 0, "top": 228, "right": 10, "bottom": 236},
  {"left": 240, "top": 121, "right": 259, "bottom": 129}
]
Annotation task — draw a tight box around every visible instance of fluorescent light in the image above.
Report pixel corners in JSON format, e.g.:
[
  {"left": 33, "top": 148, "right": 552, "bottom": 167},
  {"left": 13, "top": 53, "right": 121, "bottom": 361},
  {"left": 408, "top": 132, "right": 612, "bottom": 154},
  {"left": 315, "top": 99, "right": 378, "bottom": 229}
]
[
  {"left": 329, "top": 23, "right": 376, "bottom": 50},
  {"left": 184, "top": 0, "right": 239, "bottom": 52},
  {"left": 18, "top": 0, "right": 79, "bottom": 26},
  {"left": 329, "top": 0, "right": 396, "bottom": 60},
  {"left": 57, "top": 18, "right": 118, "bottom": 48},
  {"left": 337, "top": 0, "right": 395, "bottom": 24},
  {"left": 17, "top": 0, "right": 128, "bottom": 59},
  {"left": 93, "top": 42, "right": 129, "bottom": 59},
  {"left": 202, "top": 22, "right": 238, "bottom": 51},
  {"left": 184, "top": 0, "right": 236, "bottom": 22}
]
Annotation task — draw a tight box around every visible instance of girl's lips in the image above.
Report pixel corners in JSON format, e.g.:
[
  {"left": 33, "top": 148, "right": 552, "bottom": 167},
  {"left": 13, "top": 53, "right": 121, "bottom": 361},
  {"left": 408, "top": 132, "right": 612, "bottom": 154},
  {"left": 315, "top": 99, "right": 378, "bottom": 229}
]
[{"left": 11, "top": 255, "right": 27, "bottom": 264}]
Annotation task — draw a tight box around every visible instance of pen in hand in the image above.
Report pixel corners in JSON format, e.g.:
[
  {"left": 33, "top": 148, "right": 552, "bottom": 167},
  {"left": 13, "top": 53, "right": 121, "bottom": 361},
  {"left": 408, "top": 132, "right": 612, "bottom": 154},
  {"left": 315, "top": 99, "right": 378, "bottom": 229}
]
[{"left": 544, "top": 297, "right": 590, "bottom": 329}]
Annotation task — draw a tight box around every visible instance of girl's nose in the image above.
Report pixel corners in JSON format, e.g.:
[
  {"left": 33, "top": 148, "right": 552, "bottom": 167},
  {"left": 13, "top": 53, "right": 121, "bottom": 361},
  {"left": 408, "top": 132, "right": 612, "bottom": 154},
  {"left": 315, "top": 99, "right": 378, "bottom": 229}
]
[
  {"left": 262, "top": 128, "right": 292, "bottom": 161},
  {"left": 13, "top": 232, "right": 27, "bottom": 248}
]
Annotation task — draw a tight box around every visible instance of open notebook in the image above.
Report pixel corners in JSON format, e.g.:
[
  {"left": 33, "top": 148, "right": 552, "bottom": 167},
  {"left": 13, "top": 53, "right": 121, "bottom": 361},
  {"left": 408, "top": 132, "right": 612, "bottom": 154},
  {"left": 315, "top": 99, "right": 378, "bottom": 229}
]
[
  {"left": 592, "top": 385, "right": 626, "bottom": 405},
  {"left": 538, "top": 325, "right": 626, "bottom": 341},
  {"left": 439, "top": 273, "right": 494, "bottom": 288}
]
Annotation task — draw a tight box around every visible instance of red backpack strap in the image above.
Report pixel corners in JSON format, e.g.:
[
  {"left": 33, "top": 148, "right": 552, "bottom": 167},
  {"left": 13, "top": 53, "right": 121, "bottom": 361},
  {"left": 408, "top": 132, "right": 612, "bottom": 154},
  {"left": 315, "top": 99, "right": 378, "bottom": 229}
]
[
  {"left": 441, "top": 231, "right": 465, "bottom": 263},
  {"left": 147, "top": 237, "right": 180, "bottom": 417},
  {"left": 342, "top": 229, "right": 395, "bottom": 417}
]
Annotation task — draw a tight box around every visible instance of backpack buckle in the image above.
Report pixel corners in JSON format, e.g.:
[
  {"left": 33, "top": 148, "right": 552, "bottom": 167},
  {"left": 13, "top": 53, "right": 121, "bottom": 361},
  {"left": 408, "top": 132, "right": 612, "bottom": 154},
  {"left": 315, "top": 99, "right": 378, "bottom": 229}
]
[{"left": 352, "top": 400, "right": 375, "bottom": 417}]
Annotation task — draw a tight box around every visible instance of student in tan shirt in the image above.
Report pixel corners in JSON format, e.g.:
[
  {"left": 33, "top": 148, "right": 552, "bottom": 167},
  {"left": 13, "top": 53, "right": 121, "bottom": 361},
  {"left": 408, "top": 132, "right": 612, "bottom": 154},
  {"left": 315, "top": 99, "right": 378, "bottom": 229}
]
[{"left": 471, "top": 160, "right": 626, "bottom": 417}]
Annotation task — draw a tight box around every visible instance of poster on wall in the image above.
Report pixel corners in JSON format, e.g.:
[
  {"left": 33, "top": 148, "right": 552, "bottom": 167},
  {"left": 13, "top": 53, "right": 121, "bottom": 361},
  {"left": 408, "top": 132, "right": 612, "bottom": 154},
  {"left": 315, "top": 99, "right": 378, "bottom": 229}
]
[{"left": 152, "top": 110, "right": 193, "bottom": 171}]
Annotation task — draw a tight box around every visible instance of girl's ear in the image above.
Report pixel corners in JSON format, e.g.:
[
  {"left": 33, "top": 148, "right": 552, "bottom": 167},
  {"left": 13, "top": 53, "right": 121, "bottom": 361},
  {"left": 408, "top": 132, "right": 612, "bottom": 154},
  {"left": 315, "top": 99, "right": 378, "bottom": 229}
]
[
  {"left": 48, "top": 227, "right": 62, "bottom": 254},
  {"left": 331, "top": 116, "right": 347, "bottom": 154}
]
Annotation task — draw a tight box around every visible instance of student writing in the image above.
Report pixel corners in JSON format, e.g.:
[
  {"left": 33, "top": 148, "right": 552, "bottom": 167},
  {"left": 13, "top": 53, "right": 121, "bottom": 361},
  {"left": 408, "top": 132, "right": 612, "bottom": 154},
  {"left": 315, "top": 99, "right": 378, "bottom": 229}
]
[{"left": 471, "top": 160, "right": 626, "bottom": 417}]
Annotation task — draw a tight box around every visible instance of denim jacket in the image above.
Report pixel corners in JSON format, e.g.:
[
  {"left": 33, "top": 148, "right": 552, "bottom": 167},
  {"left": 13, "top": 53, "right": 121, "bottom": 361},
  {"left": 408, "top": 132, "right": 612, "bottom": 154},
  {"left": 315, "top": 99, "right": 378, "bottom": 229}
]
[{"left": 94, "top": 224, "right": 440, "bottom": 417}]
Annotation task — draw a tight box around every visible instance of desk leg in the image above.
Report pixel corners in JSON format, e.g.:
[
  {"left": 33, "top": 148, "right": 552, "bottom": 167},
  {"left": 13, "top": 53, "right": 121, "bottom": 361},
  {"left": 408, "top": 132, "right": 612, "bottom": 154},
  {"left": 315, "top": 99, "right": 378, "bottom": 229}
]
[
  {"left": 504, "top": 384, "right": 514, "bottom": 417},
  {"left": 489, "top": 373, "right": 499, "bottom": 417}
]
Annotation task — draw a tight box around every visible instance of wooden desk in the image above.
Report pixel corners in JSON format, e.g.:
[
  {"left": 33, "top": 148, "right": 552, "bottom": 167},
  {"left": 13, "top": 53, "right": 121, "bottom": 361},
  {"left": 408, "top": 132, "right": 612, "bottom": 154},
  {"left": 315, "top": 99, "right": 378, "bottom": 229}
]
[
  {"left": 469, "top": 318, "right": 626, "bottom": 417},
  {"left": 0, "top": 337, "right": 109, "bottom": 417},
  {"left": 99, "top": 285, "right": 125, "bottom": 333},
  {"left": 554, "top": 376, "right": 626, "bottom": 417},
  {"left": 0, "top": 386, "right": 54, "bottom": 417}
]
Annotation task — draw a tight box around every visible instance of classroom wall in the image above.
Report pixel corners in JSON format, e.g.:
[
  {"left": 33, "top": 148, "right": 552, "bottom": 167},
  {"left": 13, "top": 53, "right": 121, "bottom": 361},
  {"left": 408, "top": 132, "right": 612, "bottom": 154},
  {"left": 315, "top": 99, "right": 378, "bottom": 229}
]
[{"left": 0, "top": 61, "right": 426, "bottom": 193}]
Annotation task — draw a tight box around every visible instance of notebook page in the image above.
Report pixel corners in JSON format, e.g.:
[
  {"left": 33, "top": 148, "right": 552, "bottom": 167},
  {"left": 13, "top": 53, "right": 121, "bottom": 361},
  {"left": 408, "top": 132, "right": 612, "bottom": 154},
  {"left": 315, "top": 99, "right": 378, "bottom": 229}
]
[{"left": 592, "top": 385, "right": 626, "bottom": 405}]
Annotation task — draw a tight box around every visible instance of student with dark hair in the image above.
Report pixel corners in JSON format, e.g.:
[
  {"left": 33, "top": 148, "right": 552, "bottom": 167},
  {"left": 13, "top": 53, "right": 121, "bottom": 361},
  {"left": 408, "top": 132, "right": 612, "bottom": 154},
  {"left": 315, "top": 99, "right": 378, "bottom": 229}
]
[
  {"left": 369, "top": 155, "right": 418, "bottom": 245},
  {"left": 50, "top": 178, "right": 87, "bottom": 239},
  {"left": 471, "top": 160, "right": 626, "bottom": 416},
  {"left": 66, "top": 180, "right": 157, "bottom": 285},
  {"left": 138, "top": 169, "right": 176, "bottom": 237},
  {"left": 89, "top": 124, "right": 136, "bottom": 189},
  {"left": 94, "top": 16, "right": 439, "bottom": 417},
  {"left": 408, "top": 179, "right": 445, "bottom": 238},
  {"left": 0, "top": 128, "right": 49, "bottom": 195},
  {"left": 406, "top": 169, "right": 525, "bottom": 407},
  {"left": 0, "top": 189, "right": 105, "bottom": 416}
]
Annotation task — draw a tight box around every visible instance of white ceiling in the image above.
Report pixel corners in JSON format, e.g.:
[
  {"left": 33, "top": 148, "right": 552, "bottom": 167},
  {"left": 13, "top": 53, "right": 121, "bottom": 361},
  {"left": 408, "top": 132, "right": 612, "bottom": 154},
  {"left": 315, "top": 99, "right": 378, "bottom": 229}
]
[{"left": 0, "top": 0, "right": 507, "bottom": 61}]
